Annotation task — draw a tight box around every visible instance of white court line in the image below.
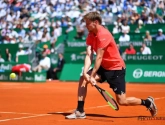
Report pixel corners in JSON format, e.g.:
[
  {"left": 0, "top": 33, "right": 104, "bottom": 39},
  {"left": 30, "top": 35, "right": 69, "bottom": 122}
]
[
  {"left": 155, "top": 97, "right": 165, "bottom": 100},
  {"left": 0, "top": 97, "right": 164, "bottom": 122},
  {"left": 0, "top": 112, "right": 37, "bottom": 115},
  {"left": 0, "top": 114, "right": 51, "bottom": 122}
]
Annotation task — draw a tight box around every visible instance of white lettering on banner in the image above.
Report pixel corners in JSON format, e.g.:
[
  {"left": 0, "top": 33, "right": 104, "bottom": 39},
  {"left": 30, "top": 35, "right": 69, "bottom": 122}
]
[
  {"left": 67, "top": 42, "right": 86, "bottom": 47},
  {"left": 71, "top": 54, "right": 76, "bottom": 61},
  {"left": 119, "top": 42, "right": 152, "bottom": 47},
  {"left": 35, "top": 75, "right": 46, "bottom": 81},
  {"left": 25, "top": 77, "right": 33, "bottom": 81},
  {"left": 133, "top": 69, "right": 165, "bottom": 78},
  {"left": 70, "top": 54, "right": 96, "bottom": 62},
  {"left": 144, "top": 71, "right": 165, "bottom": 77},
  {"left": 0, "top": 64, "right": 12, "bottom": 70},
  {"left": 126, "top": 55, "right": 163, "bottom": 61}
]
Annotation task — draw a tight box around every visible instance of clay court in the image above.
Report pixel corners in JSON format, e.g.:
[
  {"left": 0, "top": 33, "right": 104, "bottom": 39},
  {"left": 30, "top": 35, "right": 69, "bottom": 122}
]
[{"left": 0, "top": 81, "right": 164, "bottom": 125}]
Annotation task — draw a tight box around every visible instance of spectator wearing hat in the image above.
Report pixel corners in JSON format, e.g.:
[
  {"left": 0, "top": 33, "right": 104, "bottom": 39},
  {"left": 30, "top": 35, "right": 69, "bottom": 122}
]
[
  {"left": 155, "top": 29, "right": 165, "bottom": 41},
  {"left": 135, "top": 20, "right": 144, "bottom": 33},
  {"left": 42, "top": 44, "right": 51, "bottom": 55}
]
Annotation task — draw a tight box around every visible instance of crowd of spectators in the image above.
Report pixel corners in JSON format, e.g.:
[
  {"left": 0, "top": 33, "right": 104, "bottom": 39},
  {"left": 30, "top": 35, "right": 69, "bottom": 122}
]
[
  {"left": 0, "top": 0, "right": 164, "bottom": 62},
  {"left": 0, "top": 0, "right": 164, "bottom": 44}
]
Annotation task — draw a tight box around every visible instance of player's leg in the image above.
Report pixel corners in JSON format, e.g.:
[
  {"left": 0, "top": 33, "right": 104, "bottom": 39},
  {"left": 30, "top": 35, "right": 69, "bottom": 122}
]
[
  {"left": 107, "top": 68, "right": 157, "bottom": 116},
  {"left": 65, "top": 68, "right": 103, "bottom": 119},
  {"left": 76, "top": 69, "right": 101, "bottom": 112}
]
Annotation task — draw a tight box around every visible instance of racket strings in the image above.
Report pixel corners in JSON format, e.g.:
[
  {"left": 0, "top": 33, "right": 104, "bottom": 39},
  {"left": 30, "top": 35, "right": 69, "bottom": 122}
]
[{"left": 102, "top": 91, "right": 118, "bottom": 108}]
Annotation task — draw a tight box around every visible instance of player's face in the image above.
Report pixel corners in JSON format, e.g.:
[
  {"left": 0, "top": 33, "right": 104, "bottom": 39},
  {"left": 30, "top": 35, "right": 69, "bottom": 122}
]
[{"left": 85, "top": 19, "right": 96, "bottom": 32}]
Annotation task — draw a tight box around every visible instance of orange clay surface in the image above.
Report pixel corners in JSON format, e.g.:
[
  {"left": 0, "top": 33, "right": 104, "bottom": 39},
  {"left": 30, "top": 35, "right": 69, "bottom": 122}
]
[{"left": 0, "top": 81, "right": 164, "bottom": 125}]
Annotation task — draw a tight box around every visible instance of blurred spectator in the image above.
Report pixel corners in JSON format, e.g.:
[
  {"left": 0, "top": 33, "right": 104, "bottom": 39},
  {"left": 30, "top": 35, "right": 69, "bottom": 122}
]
[
  {"left": 16, "top": 44, "right": 26, "bottom": 62},
  {"left": 112, "top": 22, "right": 121, "bottom": 34},
  {"left": 24, "top": 47, "right": 32, "bottom": 55},
  {"left": 75, "top": 19, "right": 86, "bottom": 39},
  {"left": 119, "top": 30, "right": 130, "bottom": 42},
  {"left": 140, "top": 42, "right": 151, "bottom": 55},
  {"left": 143, "top": 31, "right": 152, "bottom": 42},
  {"left": 124, "top": 43, "right": 136, "bottom": 55},
  {"left": 154, "top": 29, "right": 165, "bottom": 41},
  {"left": 5, "top": 48, "right": 12, "bottom": 62},
  {"left": 135, "top": 20, "right": 144, "bottom": 33},
  {"left": 47, "top": 53, "right": 65, "bottom": 80},
  {"left": 33, "top": 53, "right": 51, "bottom": 72},
  {"left": 0, "top": 54, "right": 5, "bottom": 62},
  {"left": 65, "top": 22, "right": 74, "bottom": 34},
  {"left": 42, "top": 44, "right": 51, "bottom": 55},
  {"left": 121, "top": 21, "right": 130, "bottom": 33}
]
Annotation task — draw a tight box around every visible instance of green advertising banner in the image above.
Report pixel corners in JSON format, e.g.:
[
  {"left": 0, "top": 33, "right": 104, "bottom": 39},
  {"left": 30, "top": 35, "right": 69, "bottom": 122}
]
[
  {"left": 60, "top": 64, "right": 165, "bottom": 83},
  {"left": 60, "top": 64, "right": 93, "bottom": 81},
  {"left": 0, "top": 72, "right": 46, "bottom": 82},
  {"left": 64, "top": 53, "right": 96, "bottom": 63},
  {"left": 126, "top": 64, "right": 165, "bottom": 83},
  {"left": 0, "top": 62, "right": 31, "bottom": 71}
]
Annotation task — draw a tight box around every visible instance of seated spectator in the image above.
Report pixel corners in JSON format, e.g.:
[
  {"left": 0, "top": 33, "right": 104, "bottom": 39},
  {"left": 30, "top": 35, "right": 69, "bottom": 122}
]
[
  {"left": 47, "top": 53, "right": 65, "bottom": 80},
  {"left": 33, "top": 53, "right": 51, "bottom": 72},
  {"left": 65, "top": 22, "right": 74, "bottom": 33},
  {"left": 15, "top": 44, "right": 26, "bottom": 62},
  {"left": 119, "top": 30, "right": 130, "bottom": 42},
  {"left": 75, "top": 19, "right": 86, "bottom": 39},
  {"left": 121, "top": 21, "right": 130, "bottom": 33},
  {"left": 24, "top": 47, "right": 32, "bottom": 55},
  {"left": 135, "top": 20, "right": 144, "bottom": 33},
  {"left": 112, "top": 22, "right": 122, "bottom": 34},
  {"left": 5, "top": 48, "right": 12, "bottom": 62},
  {"left": 0, "top": 54, "right": 5, "bottom": 62},
  {"left": 154, "top": 29, "right": 165, "bottom": 41},
  {"left": 140, "top": 42, "right": 151, "bottom": 55},
  {"left": 124, "top": 43, "right": 136, "bottom": 55},
  {"left": 42, "top": 44, "right": 51, "bottom": 55},
  {"left": 143, "top": 31, "right": 152, "bottom": 42}
]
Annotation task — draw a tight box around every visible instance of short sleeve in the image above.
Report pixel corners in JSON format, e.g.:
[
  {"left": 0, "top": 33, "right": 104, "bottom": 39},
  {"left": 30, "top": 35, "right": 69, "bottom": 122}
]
[
  {"left": 86, "top": 34, "right": 92, "bottom": 46},
  {"left": 97, "top": 34, "right": 111, "bottom": 49}
]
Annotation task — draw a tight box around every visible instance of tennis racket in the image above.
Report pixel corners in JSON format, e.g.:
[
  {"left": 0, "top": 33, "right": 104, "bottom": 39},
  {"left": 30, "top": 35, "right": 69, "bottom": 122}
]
[{"left": 94, "top": 84, "right": 119, "bottom": 111}]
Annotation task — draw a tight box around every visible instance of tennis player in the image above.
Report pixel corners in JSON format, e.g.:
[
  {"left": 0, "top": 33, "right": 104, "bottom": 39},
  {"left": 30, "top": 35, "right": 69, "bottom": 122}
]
[{"left": 65, "top": 11, "right": 157, "bottom": 119}]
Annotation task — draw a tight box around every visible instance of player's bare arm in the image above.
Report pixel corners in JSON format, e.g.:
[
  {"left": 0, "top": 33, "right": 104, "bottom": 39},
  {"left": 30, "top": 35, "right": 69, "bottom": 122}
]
[
  {"left": 83, "top": 45, "right": 93, "bottom": 82},
  {"left": 90, "top": 48, "right": 105, "bottom": 84}
]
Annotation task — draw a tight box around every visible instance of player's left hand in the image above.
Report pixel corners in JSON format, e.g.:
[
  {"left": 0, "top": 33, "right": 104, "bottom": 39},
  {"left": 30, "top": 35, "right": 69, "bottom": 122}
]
[{"left": 89, "top": 76, "right": 96, "bottom": 86}]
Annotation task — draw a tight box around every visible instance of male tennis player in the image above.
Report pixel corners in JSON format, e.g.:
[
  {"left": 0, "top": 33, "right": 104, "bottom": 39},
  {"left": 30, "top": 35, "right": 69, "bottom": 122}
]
[{"left": 65, "top": 12, "right": 157, "bottom": 119}]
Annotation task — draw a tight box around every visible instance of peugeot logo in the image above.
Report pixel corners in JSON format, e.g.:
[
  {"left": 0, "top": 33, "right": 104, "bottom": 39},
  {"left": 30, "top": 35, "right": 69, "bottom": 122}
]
[{"left": 133, "top": 69, "right": 143, "bottom": 79}]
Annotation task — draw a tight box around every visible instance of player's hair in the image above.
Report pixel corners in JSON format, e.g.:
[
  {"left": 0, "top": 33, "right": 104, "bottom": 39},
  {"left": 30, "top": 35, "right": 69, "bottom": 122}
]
[{"left": 83, "top": 11, "right": 102, "bottom": 24}]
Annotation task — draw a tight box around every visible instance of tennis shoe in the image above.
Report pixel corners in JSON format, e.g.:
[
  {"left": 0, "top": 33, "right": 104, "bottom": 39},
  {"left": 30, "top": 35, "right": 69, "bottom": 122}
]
[
  {"left": 65, "top": 110, "right": 86, "bottom": 119},
  {"left": 147, "top": 96, "right": 157, "bottom": 117}
]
